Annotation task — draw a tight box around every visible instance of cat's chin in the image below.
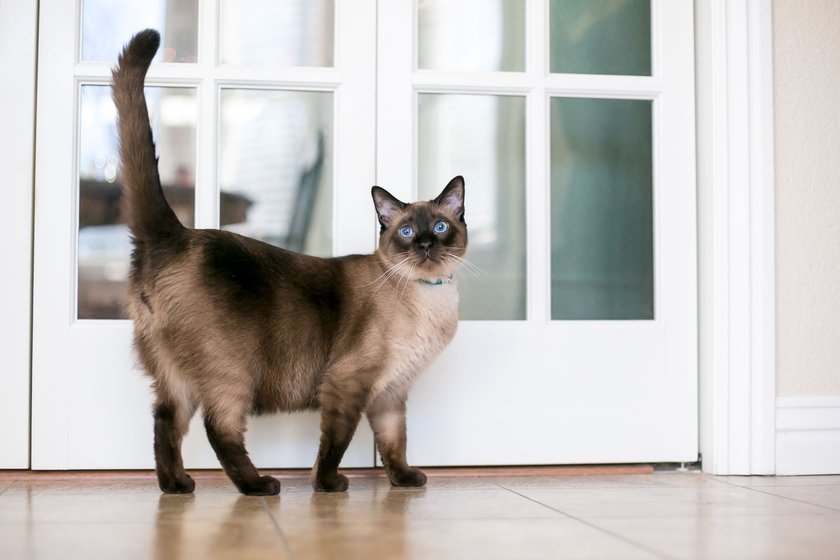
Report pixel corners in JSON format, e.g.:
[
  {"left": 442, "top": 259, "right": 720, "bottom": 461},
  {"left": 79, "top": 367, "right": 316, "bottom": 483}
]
[
  {"left": 423, "top": 251, "right": 465, "bottom": 273},
  {"left": 410, "top": 258, "right": 455, "bottom": 279}
]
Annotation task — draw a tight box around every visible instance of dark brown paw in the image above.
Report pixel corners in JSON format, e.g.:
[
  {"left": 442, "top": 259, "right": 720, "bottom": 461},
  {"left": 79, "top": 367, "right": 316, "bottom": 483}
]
[
  {"left": 238, "top": 475, "right": 281, "bottom": 496},
  {"left": 314, "top": 473, "right": 349, "bottom": 492},
  {"left": 389, "top": 467, "right": 427, "bottom": 488},
  {"left": 159, "top": 474, "right": 195, "bottom": 494}
]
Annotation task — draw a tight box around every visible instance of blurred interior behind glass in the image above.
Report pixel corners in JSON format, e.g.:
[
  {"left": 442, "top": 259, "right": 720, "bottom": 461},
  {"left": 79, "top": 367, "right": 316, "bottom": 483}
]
[
  {"left": 78, "top": 86, "right": 197, "bottom": 320},
  {"left": 418, "top": 94, "right": 526, "bottom": 321},
  {"left": 417, "top": 0, "right": 525, "bottom": 72},
  {"left": 549, "top": 0, "right": 651, "bottom": 76},
  {"left": 219, "top": 89, "right": 333, "bottom": 257},
  {"left": 81, "top": 0, "right": 198, "bottom": 62},
  {"left": 550, "top": 97, "right": 654, "bottom": 320},
  {"left": 219, "top": 0, "right": 334, "bottom": 66}
]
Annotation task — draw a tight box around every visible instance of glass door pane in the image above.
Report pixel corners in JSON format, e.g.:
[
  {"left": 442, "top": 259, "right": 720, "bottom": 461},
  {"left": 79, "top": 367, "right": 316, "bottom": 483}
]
[
  {"left": 418, "top": 93, "right": 526, "bottom": 320},
  {"left": 549, "top": 0, "right": 651, "bottom": 75},
  {"left": 81, "top": 0, "right": 198, "bottom": 62},
  {"left": 550, "top": 97, "right": 654, "bottom": 320},
  {"left": 417, "top": 0, "right": 525, "bottom": 72},
  {"left": 219, "top": 0, "right": 334, "bottom": 66},
  {"left": 78, "top": 86, "right": 197, "bottom": 319},
  {"left": 219, "top": 89, "right": 333, "bottom": 256}
]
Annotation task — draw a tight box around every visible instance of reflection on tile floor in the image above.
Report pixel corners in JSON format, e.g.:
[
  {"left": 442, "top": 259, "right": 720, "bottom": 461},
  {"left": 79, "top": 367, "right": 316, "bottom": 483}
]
[{"left": 0, "top": 471, "right": 839, "bottom": 559}]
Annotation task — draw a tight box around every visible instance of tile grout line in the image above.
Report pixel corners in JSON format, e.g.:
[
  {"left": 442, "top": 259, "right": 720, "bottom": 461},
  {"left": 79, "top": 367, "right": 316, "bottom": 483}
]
[
  {"left": 713, "top": 479, "right": 840, "bottom": 513},
  {"left": 260, "top": 496, "right": 297, "bottom": 560},
  {"left": 494, "top": 483, "right": 679, "bottom": 560},
  {"left": 0, "top": 480, "right": 25, "bottom": 496}
]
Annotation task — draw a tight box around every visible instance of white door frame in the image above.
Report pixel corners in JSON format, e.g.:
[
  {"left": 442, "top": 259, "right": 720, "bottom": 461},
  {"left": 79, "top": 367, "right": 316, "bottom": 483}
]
[
  {"left": 0, "top": 0, "right": 38, "bottom": 468},
  {"left": 696, "top": 0, "right": 777, "bottom": 475},
  {"left": 8, "top": 0, "right": 778, "bottom": 473},
  {"left": 31, "top": 0, "right": 378, "bottom": 470}
]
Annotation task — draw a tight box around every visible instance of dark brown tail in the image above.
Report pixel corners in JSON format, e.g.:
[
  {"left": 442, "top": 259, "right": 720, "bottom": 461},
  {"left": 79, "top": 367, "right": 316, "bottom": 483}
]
[{"left": 111, "top": 29, "right": 184, "bottom": 241}]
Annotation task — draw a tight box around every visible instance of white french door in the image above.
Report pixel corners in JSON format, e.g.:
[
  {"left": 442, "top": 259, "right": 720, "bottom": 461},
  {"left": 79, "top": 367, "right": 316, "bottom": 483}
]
[
  {"left": 33, "top": 0, "right": 378, "bottom": 468},
  {"left": 33, "top": 0, "right": 697, "bottom": 469},
  {"left": 378, "top": 0, "right": 697, "bottom": 466}
]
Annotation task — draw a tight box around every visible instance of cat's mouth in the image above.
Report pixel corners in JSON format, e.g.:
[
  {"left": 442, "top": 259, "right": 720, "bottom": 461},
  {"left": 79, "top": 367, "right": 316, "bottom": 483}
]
[
  {"left": 418, "top": 248, "right": 442, "bottom": 265},
  {"left": 415, "top": 250, "right": 454, "bottom": 275}
]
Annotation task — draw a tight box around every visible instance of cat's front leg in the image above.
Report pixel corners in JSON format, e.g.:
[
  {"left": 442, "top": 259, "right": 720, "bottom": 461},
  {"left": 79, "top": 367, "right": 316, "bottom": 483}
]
[
  {"left": 367, "top": 396, "right": 427, "bottom": 488},
  {"left": 312, "top": 374, "right": 369, "bottom": 492}
]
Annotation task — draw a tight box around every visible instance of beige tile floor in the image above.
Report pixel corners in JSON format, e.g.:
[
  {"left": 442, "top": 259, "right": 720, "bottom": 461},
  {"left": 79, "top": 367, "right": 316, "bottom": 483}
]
[{"left": 0, "top": 471, "right": 839, "bottom": 560}]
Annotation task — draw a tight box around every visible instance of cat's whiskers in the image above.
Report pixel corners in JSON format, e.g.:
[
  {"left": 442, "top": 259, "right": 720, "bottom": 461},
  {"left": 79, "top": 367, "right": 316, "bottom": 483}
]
[
  {"left": 364, "top": 256, "right": 411, "bottom": 288},
  {"left": 450, "top": 262, "right": 467, "bottom": 283},
  {"left": 443, "top": 252, "right": 487, "bottom": 279},
  {"left": 380, "top": 260, "right": 411, "bottom": 290},
  {"left": 391, "top": 259, "right": 412, "bottom": 299},
  {"left": 441, "top": 256, "right": 465, "bottom": 282},
  {"left": 452, "top": 255, "right": 486, "bottom": 276},
  {"left": 368, "top": 257, "right": 412, "bottom": 297},
  {"left": 397, "top": 262, "right": 419, "bottom": 302}
]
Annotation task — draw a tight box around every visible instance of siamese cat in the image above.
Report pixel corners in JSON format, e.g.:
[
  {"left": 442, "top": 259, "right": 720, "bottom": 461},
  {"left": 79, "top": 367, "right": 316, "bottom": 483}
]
[{"left": 111, "top": 30, "right": 467, "bottom": 495}]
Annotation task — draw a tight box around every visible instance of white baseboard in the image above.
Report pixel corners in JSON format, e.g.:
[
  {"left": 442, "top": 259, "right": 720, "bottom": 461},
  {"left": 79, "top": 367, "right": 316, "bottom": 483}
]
[{"left": 776, "top": 397, "right": 840, "bottom": 475}]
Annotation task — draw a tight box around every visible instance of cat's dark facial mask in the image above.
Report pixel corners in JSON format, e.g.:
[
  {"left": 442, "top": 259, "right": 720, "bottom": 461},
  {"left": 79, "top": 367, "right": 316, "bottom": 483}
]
[{"left": 372, "top": 176, "right": 467, "bottom": 280}]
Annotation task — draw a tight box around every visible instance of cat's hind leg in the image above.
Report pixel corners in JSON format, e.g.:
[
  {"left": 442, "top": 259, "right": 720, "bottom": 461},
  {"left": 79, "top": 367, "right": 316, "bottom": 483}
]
[
  {"left": 202, "top": 401, "right": 280, "bottom": 496},
  {"left": 367, "top": 396, "right": 427, "bottom": 487},
  {"left": 153, "top": 394, "right": 196, "bottom": 493},
  {"left": 138, "top": 335, "right": 197, "bottom": 494}
]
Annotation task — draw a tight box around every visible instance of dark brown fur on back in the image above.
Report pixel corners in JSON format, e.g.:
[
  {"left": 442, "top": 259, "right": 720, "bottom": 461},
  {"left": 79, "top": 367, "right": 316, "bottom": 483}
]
[{"left": 112, "top": 29, "right": 467, "bottom": 495}]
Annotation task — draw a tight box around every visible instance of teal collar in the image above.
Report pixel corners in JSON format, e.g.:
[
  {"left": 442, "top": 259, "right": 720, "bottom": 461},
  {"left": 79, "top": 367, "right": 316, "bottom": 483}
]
[{"left": 418, "top": 276, "right": 453, "bottom": 286}]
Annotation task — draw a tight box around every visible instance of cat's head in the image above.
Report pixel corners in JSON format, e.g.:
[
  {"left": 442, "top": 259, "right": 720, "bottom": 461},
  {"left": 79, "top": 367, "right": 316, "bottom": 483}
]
[{"left": 371, "top": 176, "right": 467, "bottom": 282}]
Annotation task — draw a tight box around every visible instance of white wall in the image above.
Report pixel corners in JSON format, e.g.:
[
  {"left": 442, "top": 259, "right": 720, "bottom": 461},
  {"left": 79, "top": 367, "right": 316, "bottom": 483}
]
[
  {"left": 773, "top": 1, "right": 840, "bottom": 398},
  {"left": 773, "top": 0, "right": 840, "bottom": 475}
]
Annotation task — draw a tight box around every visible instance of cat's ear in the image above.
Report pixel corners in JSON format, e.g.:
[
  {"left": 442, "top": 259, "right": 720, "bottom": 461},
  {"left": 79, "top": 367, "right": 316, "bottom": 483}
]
[
  {"left": 433, "top": 175, "right": 465, "bottom": 222},
  {"left": 371, "top": 186, "right": 406, "bottom": 230}
]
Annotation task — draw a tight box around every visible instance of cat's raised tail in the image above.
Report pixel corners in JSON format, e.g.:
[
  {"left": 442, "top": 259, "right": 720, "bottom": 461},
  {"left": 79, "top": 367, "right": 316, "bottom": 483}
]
[{"left": 111, "top": 29, "right": 184, "bottom": 241}]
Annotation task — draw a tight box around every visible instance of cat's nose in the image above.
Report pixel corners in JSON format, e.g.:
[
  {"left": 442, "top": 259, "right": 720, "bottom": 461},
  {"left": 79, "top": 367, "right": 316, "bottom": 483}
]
[{"left": 419, "top": 240, "right": 432, "bottom": 250}]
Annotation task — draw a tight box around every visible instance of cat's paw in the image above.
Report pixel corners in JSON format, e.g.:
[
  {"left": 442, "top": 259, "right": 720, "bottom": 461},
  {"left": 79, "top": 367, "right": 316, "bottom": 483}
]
[
  {"left": 238, "top": 475, "right": 281, "bottom": 496},
  {"left": 314, "top": 473, "right": 349, "bottom": 492},
  {"left": 159, "top": 473, "right": 195, "bottom": 494},
  {"left": 390, "top": 467, "right": 427, "bottom": 488}
]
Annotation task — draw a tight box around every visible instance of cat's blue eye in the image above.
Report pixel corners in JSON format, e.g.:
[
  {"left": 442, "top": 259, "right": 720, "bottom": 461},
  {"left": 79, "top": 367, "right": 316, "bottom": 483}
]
[
  {"left": 433, "top": 220, "right": 449, "bottom": 234},
  {"left": 399, "top": 225, "right": 415, "bottom": 238}
]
